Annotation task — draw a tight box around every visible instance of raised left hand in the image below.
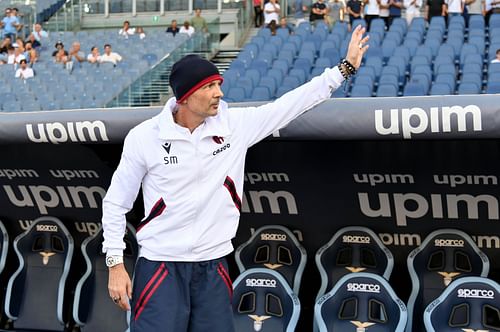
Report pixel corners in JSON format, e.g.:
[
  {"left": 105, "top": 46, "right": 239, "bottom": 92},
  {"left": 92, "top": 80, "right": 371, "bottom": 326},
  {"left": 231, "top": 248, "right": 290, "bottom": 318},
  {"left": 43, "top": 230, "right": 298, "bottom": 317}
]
[{"left": 345, "top": 25, "right": 370, "bottom": 69}]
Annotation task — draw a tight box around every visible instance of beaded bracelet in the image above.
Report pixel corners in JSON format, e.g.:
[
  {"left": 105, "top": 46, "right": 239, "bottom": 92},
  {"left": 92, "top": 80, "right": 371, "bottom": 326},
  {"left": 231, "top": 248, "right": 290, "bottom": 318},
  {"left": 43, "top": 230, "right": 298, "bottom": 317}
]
[{"left": 341, "top": 58, "right": 357, "bottom": 76}]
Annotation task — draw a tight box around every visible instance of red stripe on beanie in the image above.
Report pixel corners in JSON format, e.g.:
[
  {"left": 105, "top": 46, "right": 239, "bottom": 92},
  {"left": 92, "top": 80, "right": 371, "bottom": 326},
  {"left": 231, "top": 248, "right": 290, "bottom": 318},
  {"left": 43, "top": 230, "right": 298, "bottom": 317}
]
[{"left": 176, "top": 74, "right": 224, "bottom": 104}]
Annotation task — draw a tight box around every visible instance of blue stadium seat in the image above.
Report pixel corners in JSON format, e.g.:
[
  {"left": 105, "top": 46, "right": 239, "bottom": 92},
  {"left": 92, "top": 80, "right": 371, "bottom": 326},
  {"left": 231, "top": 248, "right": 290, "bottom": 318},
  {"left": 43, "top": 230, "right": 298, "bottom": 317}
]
[
  {"left": 269, "top": 35, "right": 284, "bottom": 49},
  {"left": 321, "top": 48, "right": 341, "bottom": 64},
  {"left": 460, "top": 73, "right": 482, "bottom": 91},
  {"left": 403, "top": 82, "right": 427, "bottom": 96},
  {"left": 314, "top": 57, "right": 332, "bottom": 68},
  {"left": 434, "top": 73, "right": 456, "bottom": 92},
  {"left": 235, "top": 225, "right": 307, "bottom": 294},
  {"left": 263, "top": 43, "right": 279, "bottom": 59},
  {"left": 235, "top": 77, "right": 254, "bottom": 98},
  {"left": 406, "top": 229, "right": 490, "bottom": 332},
  {"left": 4, "top": 217, "right": 73, "bottom": 331},
  {"left": 226, "top": 87, "right": 246, "bottom": 102},
  {"left": 272, "top": 59, "right": 290, "bottom": 76},
  {"left": 266, "top": 68, "right": 284, "bottom": 86},
  {"left": 249, "top": 59, "right": 269, "bottom": 76},
  {"left": 277, "top": 28, "right": 291, "bottom": 41},
  {"left": 258, "top": 77, "right": 277, "bottom": 96},
  {"left": 232, "top": 268, "right": 300, "bottom": 332},
  {"left": 282, "top": 75, "right": 301, "bottom": 89},
  {"left": 381, "top": 39, "right": 398, "bottom": 61},
  {"left": 276, "top": 85, "right": 293, "bottom": 98},
  {"left": 457, "top": 82, "right": 481, "bottom": 94},
  {"left": 244, "top": 69, "right": 261, "bottom": 87},
  {"left": 314, "top": 273, "right": 407, "bottom": 332},
  {"left": 365, "top": 56, "right": 383, "bottom": 78},
  {"left": 354, "top": 75, "right": 375, "bottom": 88},
  {"left": 257, "top": 28, "right": 272, "bottom": 39},
  {"left": 282, "top": 42, "right": 298, "bottom": 55},
  {"left": 222, "top": 69, "right": 240, "bottom": 87},
  {"left": 249, "top": 86, "right": 271, "bottom": 101},
  {"left": 424, "top": 277, "right": 500, "bottom": 332},
  {"left": 277, "top": 50, "right": 295, "bottom": 67},
  {"left": 486, "top": 81, "right": 500, "bottom": 94},
  {"left": 378, "top": 74, "right": 399, "bottom": 89},
  {"left": 288, "top": 68, "right": 307, "bottom": 84},
  {"left": 377, "top": 84, "right": 399, "bottom": 97},
  {"left": 350, "top": 85, "right": 373, "bottom": 97},
  {"left": 430, "top": 82, "right": 452, "bottom": 95}
]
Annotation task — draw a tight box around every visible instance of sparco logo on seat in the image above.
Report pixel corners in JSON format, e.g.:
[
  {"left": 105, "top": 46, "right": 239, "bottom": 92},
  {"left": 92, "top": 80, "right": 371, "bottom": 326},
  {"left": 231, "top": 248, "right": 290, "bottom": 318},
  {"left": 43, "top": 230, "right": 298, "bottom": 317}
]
[
  {"left": 260, "top": 233, "right": 287, "bottom": 241},
  {"left": 434, "top": 239, "right": 465, "bottom": 247},
  {"left": 36, "top": 224, "right": 58, "bottom": 232},
  {"left": 246, "top": 278, "right": 277, "bottom": 288},
  {"left": 343, "top": 235, "right": 371, "bottom": 244},
  {"left": 347, "top": 282, "right": 381, "bottom": 293}
]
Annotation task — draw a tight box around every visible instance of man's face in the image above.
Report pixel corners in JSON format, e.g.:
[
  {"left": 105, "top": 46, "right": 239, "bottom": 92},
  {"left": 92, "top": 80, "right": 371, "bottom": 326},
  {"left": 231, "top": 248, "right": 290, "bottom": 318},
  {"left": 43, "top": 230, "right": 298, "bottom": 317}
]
[
  {"left": 20, "top": 61, "right": 27, "bottom": 69},
  {"left": 184, "top": 80, "right": 223, "bottom": 119},
  {"left": 5, "top": 10, "right": 11, "bottom": 17},
  {"left": 172, "top": 20, "right": 177, "bottom": 28},
  {"left": 35, "top": 24, "right": 41, "bottom": 32},
  {"left": 195, "top": 9, "right": 201, "bottom": 16},
  {"left": 105, "top": 46, "right": 111, "bottom": 55},
  {"left": 280, "top": 18, "right": 286, "bottom": 26},
  {"left": 73, "top": 43, "right": 80, "bottom": 51},
  {"left": 25, "top": 43, "right": 31, "bottom": 50},
  {"left": 497, "top": 52, "right": 500, "bottom": 60}
]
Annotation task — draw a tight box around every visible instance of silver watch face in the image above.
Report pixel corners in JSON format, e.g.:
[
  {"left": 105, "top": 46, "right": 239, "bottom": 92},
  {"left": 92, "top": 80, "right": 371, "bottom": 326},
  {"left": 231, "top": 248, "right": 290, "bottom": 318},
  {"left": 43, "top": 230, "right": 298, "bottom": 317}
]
[{"left": 106, "top": 256, "right": 115, "bottom": 267}]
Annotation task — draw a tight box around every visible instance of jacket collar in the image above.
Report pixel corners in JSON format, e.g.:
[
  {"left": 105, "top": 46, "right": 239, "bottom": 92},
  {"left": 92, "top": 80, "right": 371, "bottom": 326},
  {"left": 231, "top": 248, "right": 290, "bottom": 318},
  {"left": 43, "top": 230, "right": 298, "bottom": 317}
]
[{"left": 157, "top": 97, "right": 231, "bottom": 140}]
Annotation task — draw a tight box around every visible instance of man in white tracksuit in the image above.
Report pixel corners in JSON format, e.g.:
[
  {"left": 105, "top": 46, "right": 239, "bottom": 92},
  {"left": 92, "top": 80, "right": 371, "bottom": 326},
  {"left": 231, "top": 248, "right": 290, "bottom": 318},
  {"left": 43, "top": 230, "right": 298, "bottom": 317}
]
[{"left": 102, "top": 26, "right": 369, "bottom": 332}]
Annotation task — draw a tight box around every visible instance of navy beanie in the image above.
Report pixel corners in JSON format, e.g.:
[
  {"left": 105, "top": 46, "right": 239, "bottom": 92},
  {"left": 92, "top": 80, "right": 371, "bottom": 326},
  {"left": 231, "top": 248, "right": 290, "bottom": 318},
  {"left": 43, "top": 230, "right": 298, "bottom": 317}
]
[{"left": 169, "top": 54, "right": 223, "bottom": 103}]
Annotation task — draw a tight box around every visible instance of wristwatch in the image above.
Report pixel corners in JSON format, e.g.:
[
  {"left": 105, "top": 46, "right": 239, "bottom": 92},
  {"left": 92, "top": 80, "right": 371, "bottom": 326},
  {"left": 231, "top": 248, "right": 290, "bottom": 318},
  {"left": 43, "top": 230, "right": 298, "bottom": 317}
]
[{"left": 106, "top": 255, "right": 124, "bottom": 268}]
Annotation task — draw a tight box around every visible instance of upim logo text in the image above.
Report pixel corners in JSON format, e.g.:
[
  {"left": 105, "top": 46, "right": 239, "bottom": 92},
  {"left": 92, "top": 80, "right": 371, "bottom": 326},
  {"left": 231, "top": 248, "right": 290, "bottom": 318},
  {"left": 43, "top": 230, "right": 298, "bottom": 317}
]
[{"left": 375, "top": 105, "right": 482, "bottom": 139}]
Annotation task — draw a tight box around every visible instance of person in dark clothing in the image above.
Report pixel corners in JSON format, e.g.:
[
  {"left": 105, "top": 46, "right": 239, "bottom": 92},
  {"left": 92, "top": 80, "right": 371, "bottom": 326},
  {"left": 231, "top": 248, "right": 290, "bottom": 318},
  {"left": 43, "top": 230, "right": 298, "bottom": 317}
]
[
  {"left": 425, "top": 0, "right": 445, "bottom": 21},
  {"left": 310, "top": 0, "right": 328, "bottom": 22},
  {"left": 166, "top": 19, "right": 180, "bottom": 36},
  {"left": 347, "top": 0, "right": 364, "bottom": 26},
  {"left": 388, "top": 0, "right": 403, "bottom": 25}
]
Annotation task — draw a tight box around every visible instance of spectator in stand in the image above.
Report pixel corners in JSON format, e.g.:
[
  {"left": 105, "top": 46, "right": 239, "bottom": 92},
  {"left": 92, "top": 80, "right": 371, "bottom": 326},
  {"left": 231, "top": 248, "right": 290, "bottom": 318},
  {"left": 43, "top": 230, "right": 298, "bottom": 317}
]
[
  {"left": 278, "top": 17, "right": 294, "bottom": 33},
  {"left": 444, "top": 0, "right": 464, "bottom": 18},
  {"left": 6, "top": 46, "right": 15, "bottom": 64},
  {"left": 87, "top": 46, "right": 101, "bottom": 64},
  {"left": 52, "top": 41, "right": 68, "bottom": 57},
  {"left": 32, "top": 23, "right": 48, "bottom": 44},
  {"left": 379, "top": 0, "right": 390, "bottom": 27},
  {"left": 136, "top": 26, "right": 146, "bottom": 39},
  {"left": 404, "top": 0, "right": 423, "bottom": 24},
  {"left": 364, "top": 0, "right": 380, "bottom": 30},
  {"left": 388, "top": 0, "right": 403, "bottom": 25},
  {"left": 166, "top": 20, "right": 179, "bottom": 36},
  {"left": 293, "top": 0, "right": 308, "bottom": 26},
  {"left": 268, "top": 19, "right": 278, "bottom": 35},
  {"left": 264, "top": 0, "right": 280, "bottom": 26},
  {"left": 1, "top": 8, "right": 21, "bottom": 40},
  {"left": 13, "top": 44, "right": 26, "bottom": 64},
  {"left": 15, "top": 58, "right": 33, "bottom": 79},
  {"left": 119, "top": 20, "right": 135, "bottom": 37},
  {"left": 327, "top": 0, "right": 346, "bottom": 26},
  {"left": 253, "top": 0, "right": 264, "bottom": 27},
  {"left": 68, "top": 41, "right": 85, "bottom": 69},
  {"left": 465, "top": 0, "right": 484, "bottom": 18},
  {"left": 347, "top": 0, "right": 364, "bottom": 28},
  {"left": 425, "top": 0, "right": 445, "bottom": 21},
  {"left": 11, "top": 8, "right": 23, "bottom": 34},
  {"left": 25, "top": 33, "right": 41, "bottom": 49},
  {"left": 101, "top": 44, "right": 122, "bottom": 65},
  {"left": 24, "top": 41, "right": 37, "bottom": 64},
  {"left": 191, "top": 8, "right": 208, "bottom": 33},
  {"left": 0, "top": 36, "right": 11, "bottom": 53},
  {"left": 486, "top": 0, "right": 500, "bottom": 24},
  {"left": 54, "top": 48, "right": 69, "bottom": 65},
  {"left": 310, "top": 0, "right": 329, "bottom": 22},
  {"left": 179, "top": 21, "right": 195, "bottom": 37},
  {"left": 492, "top": 49, "right": 500, "bottom": 63}
]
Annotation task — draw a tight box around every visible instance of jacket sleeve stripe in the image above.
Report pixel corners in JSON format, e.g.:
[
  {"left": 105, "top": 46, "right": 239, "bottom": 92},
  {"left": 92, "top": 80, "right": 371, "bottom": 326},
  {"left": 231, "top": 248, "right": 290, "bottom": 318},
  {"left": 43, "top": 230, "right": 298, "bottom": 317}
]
[
  {"left": 223, "top": 176, "right": 242, "bottom": 211},
  {"left": 137, "top": 197, "right": 166, "bottom": 232}
]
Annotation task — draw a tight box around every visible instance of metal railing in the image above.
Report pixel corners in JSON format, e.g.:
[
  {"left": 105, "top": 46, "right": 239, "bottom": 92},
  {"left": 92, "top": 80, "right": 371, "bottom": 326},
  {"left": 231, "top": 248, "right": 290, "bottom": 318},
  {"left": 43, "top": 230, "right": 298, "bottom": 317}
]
[{"left": 106, "top": 18, "right": 220, "bottom": 108}]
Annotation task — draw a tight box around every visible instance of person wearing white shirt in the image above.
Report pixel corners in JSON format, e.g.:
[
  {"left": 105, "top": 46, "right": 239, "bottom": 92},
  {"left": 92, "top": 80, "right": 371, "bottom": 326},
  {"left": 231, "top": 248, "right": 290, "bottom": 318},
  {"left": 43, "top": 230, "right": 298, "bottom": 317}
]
[
  {"left": 264, "top": 0, "right": 281, "bottom": 25},
  {"left": 364, "top": 0, "right": 380, "bottom": 29},
  {"left": 87, "top": 46, "right": 101, "bottom": 64},
  {"left": 404, "top": 0, "right": 423, "bottom": 24},
  {"left": 118, "top": 20, "right": 135, "bottom": 37},
  {"left": 379, "top": 0, "right": 390, "bottom": 27},
  {"left": 179, "top": 21, "right": 195, "bottom": 37},
  {"left": 103, "top": 26, "right": 369, "bottom": 332},
  {"left": 100, "top": 44, "right": 122, "bottom": 65},
  {"left": 492, "top": 49, "right": 500, "bottom": 63},
  {"left": 444, "top": 0, "right": 464, "bottom": 16},
  {"left": 15, "top": 59, "right": 34, "bottom": 79}
]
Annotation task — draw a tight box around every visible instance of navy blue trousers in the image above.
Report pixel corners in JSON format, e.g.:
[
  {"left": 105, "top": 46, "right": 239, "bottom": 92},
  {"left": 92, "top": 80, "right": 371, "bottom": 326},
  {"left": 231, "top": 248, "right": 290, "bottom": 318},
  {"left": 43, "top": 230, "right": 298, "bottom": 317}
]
[{"left": 130, "top": 257, "right": 235, "bottom": 332}]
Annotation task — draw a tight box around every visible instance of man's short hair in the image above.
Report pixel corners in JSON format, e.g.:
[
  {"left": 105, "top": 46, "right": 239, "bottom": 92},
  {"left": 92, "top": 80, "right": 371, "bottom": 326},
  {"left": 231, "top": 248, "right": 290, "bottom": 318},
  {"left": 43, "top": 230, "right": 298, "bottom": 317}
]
[
  {"left": 124, "top": 20, "right": 130, "bottom": 24},
  {"left": 19, "top": 59, "right": 27, "bottom": 64},
  {"left": 91, "top": 46, "right": 97, "bottom": 51},
  {"left": 497, "top": 49, "right": 500, "bottom": 55},
  {"left": 104, "top": 43, "right": 111, "bottom": 48}
]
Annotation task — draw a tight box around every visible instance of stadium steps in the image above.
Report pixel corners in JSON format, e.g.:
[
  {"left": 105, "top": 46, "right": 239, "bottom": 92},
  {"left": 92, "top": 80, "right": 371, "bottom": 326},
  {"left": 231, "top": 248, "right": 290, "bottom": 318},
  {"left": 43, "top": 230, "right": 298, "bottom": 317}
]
[
  {"left": 44, "top": 2, "right": 82, "bottom": 32},
  {"left": 212, "top": 50, "right": 240, "bottom": 74}
]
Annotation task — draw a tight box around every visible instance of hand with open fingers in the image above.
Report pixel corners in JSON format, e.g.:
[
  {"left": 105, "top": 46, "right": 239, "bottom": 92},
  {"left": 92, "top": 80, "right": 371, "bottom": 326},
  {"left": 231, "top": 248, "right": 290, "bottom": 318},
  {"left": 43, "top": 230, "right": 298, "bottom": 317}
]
[
  {"left": 345, "top": 25, "right": 370, "bottom": 70},
  {"left": 108, "top": 264, "right": 132, "bottom": 311}
]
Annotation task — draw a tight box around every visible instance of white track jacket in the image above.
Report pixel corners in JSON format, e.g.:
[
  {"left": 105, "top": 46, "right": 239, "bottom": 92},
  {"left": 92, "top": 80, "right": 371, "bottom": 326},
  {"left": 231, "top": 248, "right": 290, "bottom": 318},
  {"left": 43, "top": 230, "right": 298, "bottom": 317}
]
[{"left": 102, "top": 66, "right": 344, "bottom": 261}]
